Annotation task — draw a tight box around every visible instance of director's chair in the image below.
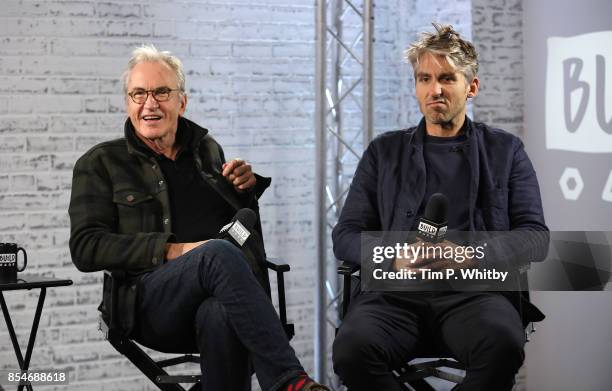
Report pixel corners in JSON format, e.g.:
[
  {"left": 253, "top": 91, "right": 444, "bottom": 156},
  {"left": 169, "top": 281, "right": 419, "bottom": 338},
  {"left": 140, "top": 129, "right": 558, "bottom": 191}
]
[
  {"left": 99, "top": 258, "right": 295, "bottom": 391},
  {"left": 337, "top": 262, "right": 537, "bottom": 391}
]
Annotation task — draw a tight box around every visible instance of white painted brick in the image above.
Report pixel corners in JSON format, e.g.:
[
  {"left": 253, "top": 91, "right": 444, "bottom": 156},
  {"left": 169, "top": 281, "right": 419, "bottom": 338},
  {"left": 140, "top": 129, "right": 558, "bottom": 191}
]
[
  {"left": 260, "top": 23, "right": 314, "bottom": 41},
  {"left": 3, "top": 76, "right": 46, "bottom": 96},
  {"left": 185, "top": 76, "right": 231, "bottom": 94},
  {"left": 107, "top": 94, "right": 125, "bottom": 113},
  {"left": 0, "top": 174, "right": 9, "bottom": 191},
  {"left": 0, "top": 55, "right": 22, "bottom": 76},
  {"left": 0, "top": 212, "right": 25, "bottom": 231},
  {"left": 175, "top": 21, "right": 208, "bottom": 40},
  {"left": 52, "top": 229, "right": 72, "bottom": 248},
  {"left": 27, "top": 135, "right": 74, "bottom": 153},
  {"left": 50, "top": 1, "right": 97, "bottom": 17},
  {"left": 185, "top": 3, "right": 232, "bottom": 22},
  {"left": 232, "top": 77, "right": 273, "bottom": 93},
  {"left": 0, "top": 154, "right": 52, "bottom": 172},
  {"left": 105, "top": 20, "right": 129, "bottom": 37},
  {"left": 127, "top": 21, "right": 153, "bottom": 37},
  {"left": 0, "top": 37, "right": 47, "bottom": 55},
  {"left": 10, "top": 174, "right": 37, "bottom": 191},
  {"left": 152, "top": 21, "right": 175, "bottom": 39},
  {"left": 97, "top": 114, "right": 126, "bottom": 132},
  {"left": 75, "top": 135, "right": 115, "bottom": 151},
  {"left": 15, "top": 56, "right": 122, "bottom": 77},
  {"left": 0, "top": 18, "right": 28, "bottom": 36},
  {"left": 232, "top": 42, "right": 274, "bottom": 58},
  {"left": 84, "top": 97, "right": 108, "bottom": 113},
  {"left": 230, "top": 5, "right": 312, "bottom": 24},
  {"left": 99, "top": 78, "right": 122, "bottom": 94},
  {"left": 49, "top": 115, "right": 98, "bottom": 133},
  {"left": 1, "top": 193, "right": 62, "bottom": 211},
  {"left": 0, "top": 136, "right": 26, "bottom": 153},
  {"left": 1, "top": 2, "right": 44, "bottom": 17},
  {"left": 273, "top": 78, "right": 312, "bottom": 93},
  {"left": 27, "top": 212, "right": 69, "bottom": 229},
  {"left": 51, "top": 153, "right": 82, "bottom": 171},
  {"left": 8, "top": 96, "right": 82, "bottom": 114},
  {"left": 96, "top": 2, "right": 141, "bottom": 18},
  {"left": 37, "top": 173, "right": 73, "bottom": 191},
  {"left": 209, "top": 58, "right": 293, "bottom": 76},
  {"left": 48, "top": 77, "right": 99, "bottom": 94},
  {"left": 50, "top": 38, "right": 98, "bottom": 56},
  {"left": 272, "top": 43, "right": 314, "bottom": 58},
  {"left": 14, "top": 19, "right": 107, "bottom": 37},
  {"left": 143, "top": 3, "right": 188, "bottom": 20}
]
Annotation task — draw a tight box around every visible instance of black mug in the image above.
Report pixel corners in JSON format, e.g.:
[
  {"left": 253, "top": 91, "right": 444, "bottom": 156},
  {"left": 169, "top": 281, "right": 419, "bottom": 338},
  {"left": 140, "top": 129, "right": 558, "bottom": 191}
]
[{"left": 0, "top": 243, "right": 27, "bottom": 283}]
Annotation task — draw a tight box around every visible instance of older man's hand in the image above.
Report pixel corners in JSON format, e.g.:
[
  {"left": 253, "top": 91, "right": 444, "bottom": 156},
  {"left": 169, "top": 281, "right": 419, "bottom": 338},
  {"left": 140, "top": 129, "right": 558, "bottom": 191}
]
[
  {"left": 222, "top": 159, "right": 257, "bottom": 192},
  {"left": 165, "top": 240, "right": 208, "bottom": 261}
]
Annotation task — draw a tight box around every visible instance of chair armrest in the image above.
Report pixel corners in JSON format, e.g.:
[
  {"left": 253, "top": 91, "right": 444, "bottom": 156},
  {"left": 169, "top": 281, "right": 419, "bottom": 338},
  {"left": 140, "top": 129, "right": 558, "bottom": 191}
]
[
  {"left": 338, "top": 261, "right": 360, "bottom": 275},
  {"left": 337, "top": 261, "right": 360, "bottom": 319},
  {"left": 264, "top": 257, "right": 291, "bottom": 273},
  {"left": 264, "top": 258, "right": 294, "bottom": 339}
]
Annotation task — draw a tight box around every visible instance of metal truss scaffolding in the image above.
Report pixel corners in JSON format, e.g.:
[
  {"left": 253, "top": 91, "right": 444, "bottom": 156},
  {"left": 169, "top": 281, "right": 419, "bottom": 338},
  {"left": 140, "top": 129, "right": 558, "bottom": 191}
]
[{"left": 315, "top": 0, "right": 374, "bottom": 386}]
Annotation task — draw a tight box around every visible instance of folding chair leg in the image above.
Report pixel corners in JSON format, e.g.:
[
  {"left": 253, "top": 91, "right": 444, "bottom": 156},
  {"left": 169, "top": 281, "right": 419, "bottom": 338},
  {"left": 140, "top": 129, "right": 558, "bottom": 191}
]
[
  {"left": 108, "top": 333, "right": 186, "bottom": 391},
  {"left": 405, "top": 378, "right": 437, "bottom": 391}
]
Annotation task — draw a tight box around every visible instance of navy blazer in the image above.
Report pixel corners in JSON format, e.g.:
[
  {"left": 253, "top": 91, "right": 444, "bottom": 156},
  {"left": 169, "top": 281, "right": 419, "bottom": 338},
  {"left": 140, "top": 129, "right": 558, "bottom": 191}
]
[{"left": 332, "top": 117, "right": 549, "bottom": 322}]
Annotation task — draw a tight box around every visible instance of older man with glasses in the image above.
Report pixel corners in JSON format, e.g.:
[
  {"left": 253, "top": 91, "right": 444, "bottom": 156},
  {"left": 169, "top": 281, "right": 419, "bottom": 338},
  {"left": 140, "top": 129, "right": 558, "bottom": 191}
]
[{"left": 68, "top": 45, "right": 329, "bottom": 391}]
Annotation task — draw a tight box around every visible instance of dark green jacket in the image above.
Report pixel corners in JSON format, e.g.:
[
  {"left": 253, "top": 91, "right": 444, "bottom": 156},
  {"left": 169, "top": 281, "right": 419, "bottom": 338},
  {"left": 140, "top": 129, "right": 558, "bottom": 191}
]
[{"left": 69, "top": 116, "right": 271, "bottom": 332}]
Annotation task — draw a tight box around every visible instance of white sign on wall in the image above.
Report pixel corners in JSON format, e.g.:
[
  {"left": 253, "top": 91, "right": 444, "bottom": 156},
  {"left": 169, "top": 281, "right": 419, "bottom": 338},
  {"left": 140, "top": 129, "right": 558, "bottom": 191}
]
[{"left": 546, "top": 31, "right": 612, "bottom": 153}]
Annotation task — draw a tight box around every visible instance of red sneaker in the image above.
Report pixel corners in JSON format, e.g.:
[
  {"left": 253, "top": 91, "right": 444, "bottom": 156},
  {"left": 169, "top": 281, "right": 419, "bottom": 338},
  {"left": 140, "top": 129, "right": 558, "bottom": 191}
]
[{"left": 283, "top": 374, "right": 331, "bottom": 391}]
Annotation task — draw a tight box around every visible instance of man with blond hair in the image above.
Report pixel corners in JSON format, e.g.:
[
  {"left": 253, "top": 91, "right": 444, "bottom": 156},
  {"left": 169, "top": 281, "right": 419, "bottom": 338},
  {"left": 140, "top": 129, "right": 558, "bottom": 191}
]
[
  {"left": 69, "top": 45, "right": 329, "bottom": 391},
  {"left": 332, "top": 24, "right": 548, "bottom": 390}
]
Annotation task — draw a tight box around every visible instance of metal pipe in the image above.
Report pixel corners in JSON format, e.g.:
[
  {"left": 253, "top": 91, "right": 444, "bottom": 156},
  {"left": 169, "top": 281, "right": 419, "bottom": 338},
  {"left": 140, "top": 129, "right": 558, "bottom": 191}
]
[
  {"left": 363, "top": 0, "right": 374, "bottom": 147},
  {"left": 314, "top": 0, "right": 327, "bottom": 382}
]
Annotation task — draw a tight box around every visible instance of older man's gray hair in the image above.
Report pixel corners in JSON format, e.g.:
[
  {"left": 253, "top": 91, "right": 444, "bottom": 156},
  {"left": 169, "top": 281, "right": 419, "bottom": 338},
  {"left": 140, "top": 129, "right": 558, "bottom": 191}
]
[{"left": 121, "top": 44, "right": 186, "bottom": 94}]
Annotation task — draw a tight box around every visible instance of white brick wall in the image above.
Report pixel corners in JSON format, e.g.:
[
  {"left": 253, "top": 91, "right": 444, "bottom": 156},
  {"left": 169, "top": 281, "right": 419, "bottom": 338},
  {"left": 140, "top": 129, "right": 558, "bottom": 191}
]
[
  {"left": 1, "top": 1, "right": 523, "bottom": 389},
  {"left": 472, "top": 0, "right": 524, "bottom": 135},
  {"left": 0, "top": 1, "right": 321, "bottom": 389}
]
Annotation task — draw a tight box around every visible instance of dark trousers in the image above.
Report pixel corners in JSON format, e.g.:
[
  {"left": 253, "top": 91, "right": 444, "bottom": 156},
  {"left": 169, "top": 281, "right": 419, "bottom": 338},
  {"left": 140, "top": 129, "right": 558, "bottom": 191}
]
[
  {"left": 131, "top": 239, "right": 304, "bottom": 391},
  {"left": 333, "top": 291, "right": 526, "bottom": 391}
]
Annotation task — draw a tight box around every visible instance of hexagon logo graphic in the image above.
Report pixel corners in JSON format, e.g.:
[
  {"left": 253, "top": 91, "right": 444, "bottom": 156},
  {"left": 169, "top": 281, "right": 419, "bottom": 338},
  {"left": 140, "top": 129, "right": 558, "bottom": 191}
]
[{"left": 559, "top": 167, "right": 584, "bottom": 200}]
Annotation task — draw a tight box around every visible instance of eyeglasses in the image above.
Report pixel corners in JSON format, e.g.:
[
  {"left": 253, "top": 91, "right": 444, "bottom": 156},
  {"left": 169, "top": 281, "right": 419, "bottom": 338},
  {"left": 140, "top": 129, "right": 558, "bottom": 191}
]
[{"left": 127, "top": 87, "right": 181, "bottom": 104}]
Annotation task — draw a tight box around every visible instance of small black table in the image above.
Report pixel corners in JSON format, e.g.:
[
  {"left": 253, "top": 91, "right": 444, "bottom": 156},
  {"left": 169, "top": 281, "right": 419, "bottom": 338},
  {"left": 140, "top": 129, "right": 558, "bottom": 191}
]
[{"left": 0, "top": 275, "right": 73, "bottom": 391}]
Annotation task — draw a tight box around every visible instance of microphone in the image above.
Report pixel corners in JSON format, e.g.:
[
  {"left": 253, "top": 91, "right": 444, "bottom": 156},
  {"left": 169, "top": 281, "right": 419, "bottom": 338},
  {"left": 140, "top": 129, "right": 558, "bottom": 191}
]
[
  {"left": 416, "top": 193, "right": 448, "bottom": 243},
  {"left": 217, "top": 208, "right": 257, "bottom": 247}
]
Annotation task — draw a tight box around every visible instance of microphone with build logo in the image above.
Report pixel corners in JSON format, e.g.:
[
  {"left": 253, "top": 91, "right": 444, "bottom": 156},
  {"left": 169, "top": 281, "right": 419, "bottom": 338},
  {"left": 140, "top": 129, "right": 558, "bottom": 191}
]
[
  {"left": 416, "top": 193, "right": 449, "bottom": 243},
  {"left": 217, "top": 208, "right": 257, "bottom": 247}
]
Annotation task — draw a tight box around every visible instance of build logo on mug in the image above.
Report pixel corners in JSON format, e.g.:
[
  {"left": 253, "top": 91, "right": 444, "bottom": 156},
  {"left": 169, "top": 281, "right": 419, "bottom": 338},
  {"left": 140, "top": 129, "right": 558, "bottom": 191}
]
[{"left": 0, "top": 243, "right": 27, "bottom": 283}]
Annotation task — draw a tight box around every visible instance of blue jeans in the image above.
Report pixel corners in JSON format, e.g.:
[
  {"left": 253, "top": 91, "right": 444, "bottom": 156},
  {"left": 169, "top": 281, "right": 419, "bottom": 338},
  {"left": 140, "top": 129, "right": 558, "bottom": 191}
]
[{"left": 132, "top": 239, "right": 304, "bottom": 391}]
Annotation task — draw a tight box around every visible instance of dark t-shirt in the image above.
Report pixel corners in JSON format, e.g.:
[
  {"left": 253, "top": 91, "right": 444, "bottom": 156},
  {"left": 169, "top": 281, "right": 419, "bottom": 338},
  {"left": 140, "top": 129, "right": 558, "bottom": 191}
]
[
  {"left": 414, "top": 132, "right": 471, "bottom": 231},
  {"left": 157, "top": 128, "right": 234, "bottom": 242}
]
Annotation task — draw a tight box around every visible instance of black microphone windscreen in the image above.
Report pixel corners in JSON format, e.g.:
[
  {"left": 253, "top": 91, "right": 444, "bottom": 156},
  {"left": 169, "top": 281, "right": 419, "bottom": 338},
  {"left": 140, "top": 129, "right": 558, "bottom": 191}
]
[
  {"left": 423, "top": 193, "right": 448, "bottom": 223},
  {"left": 234, "top": 208, "right": 257, "bottom": 229}
]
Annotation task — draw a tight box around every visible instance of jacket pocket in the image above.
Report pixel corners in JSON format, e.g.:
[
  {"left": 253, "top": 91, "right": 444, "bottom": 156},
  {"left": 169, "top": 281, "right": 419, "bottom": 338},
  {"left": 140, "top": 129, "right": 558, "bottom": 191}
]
[
  {"left": 112, "top": 190, "right": 160, "bottom": 233},
  {"left": 478, "top": 188, "right": 509, "bottom": 229}
]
